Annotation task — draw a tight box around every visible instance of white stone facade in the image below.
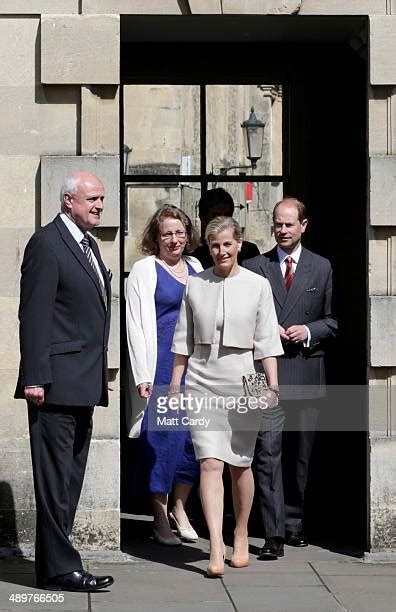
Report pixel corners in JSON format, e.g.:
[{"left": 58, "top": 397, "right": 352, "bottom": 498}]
[{"left": 0, "top": 0, "right": 395, "bottom": 555}]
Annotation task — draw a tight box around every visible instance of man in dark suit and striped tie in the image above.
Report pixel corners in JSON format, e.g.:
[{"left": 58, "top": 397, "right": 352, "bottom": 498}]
[
  {"left": 244, "top": 197, "right": 337, "bottom": 559},
  {"left": 15, "top": 171, "right": 114, "bottom": 591}
]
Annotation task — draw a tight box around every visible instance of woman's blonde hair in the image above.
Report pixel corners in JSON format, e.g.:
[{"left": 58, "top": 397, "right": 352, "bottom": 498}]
[{"left": 205, "top": 216, "right": 242, "bottom": 244}]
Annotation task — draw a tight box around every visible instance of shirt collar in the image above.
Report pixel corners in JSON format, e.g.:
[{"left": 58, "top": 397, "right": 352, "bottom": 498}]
[
  {"left": 60, "top": 213, "right": 86, "bottom": 244},
  {"left": 277, "top": 243, "right": 302, "bottom": 265}
]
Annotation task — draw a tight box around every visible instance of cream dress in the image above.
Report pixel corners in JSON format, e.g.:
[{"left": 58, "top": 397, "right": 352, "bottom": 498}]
[{"left": 172, "top": 268, "right": 283, "bottom": 467}]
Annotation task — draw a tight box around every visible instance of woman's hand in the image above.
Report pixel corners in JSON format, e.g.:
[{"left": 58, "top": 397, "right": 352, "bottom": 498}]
[
  {"left": 264, "top": 385, "right": 280, "bottom": 409},
  {"left": 137, "top": 382, "right": 152, "bottom": 399}
]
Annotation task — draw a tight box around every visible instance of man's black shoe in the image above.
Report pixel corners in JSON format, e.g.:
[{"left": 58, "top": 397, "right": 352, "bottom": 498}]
[
  {"left": 285, "top": 531, "right": 309, "bottom": 547},
  {"left": 39, "top": 570, "right": 114, "bottom": 592},
  {"left": 257, "top": 537, "right": 284, "bottom": 560}
]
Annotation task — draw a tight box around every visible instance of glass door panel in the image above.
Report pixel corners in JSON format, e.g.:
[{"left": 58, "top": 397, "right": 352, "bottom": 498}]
[{"left": 206, "top": 84, "right": 283, "bottom": 176}]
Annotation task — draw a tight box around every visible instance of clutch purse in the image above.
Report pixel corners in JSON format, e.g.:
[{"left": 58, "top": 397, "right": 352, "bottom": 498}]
[
  {"left": 242, "top": 372, "right": 279, "bottom": 408},
  {"left": 242, "top": 372, "right": 268, "bottom": 397}
]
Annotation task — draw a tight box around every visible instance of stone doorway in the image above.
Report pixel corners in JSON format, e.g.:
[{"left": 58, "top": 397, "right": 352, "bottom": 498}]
[{"left": 119, "top": 15, "right": 368, "bottom": 554}]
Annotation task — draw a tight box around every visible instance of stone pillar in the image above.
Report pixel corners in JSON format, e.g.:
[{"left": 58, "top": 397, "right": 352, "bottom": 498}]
[{"left": 368, "top": 15, "right": 396, "bottom": 553}]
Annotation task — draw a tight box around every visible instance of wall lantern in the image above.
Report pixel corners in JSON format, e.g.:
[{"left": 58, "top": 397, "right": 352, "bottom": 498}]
[
  {"left": 241, "top": 106, "right": 265, "bottom": 170},
  {"left": 123, "top": 144, "right": 132, "bottom": 174},
  {"left": 220, "top": 107, "right": 265, "bottom": 175}
]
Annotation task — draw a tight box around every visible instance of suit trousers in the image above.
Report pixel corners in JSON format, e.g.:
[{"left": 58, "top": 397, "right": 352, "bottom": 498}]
[
  {"left": 253, "top": 405, "right": 285, "bottom": 539},
  {"left": 282, "top": 399, "right": 319, "bottom": 533},
  {"left": 28, "top": 402, "right": 94, "bottom": 580}
]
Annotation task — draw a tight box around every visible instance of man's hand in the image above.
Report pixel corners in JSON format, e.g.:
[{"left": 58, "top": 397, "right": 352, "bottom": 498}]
[
  {"left": 285, "top": 324, "right": 308, "bottom": 344},
  {"left": 279, "top": 325, "right": 290, "bottom": 342},
  {"left": 24, "top": 387, "right": 45, "bottom": 406},
  {"left": 137, "top": 382, "right": 152, "bottom": 399}
]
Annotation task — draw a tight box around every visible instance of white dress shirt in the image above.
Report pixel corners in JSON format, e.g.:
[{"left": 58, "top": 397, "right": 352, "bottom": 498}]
[
  {"left": 60, "top": 213, "right": 104, "bottom": 285},
  {"left": 276, "top": 244, "right": 311, "bottom": 346}
]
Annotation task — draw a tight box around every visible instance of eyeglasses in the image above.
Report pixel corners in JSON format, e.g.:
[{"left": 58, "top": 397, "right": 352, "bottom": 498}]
[{"left": 160, "top": 231, "right": 187, "bottom": 241}]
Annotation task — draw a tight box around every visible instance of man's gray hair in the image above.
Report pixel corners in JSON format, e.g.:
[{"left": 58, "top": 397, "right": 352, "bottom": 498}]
[{"left": 59, "top": 174, "right": 81, "bottom": 209}]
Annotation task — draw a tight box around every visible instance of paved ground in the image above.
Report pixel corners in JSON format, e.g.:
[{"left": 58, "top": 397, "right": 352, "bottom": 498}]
[{"left": 1, "top": 520, "right": 395, "bottom": 612}]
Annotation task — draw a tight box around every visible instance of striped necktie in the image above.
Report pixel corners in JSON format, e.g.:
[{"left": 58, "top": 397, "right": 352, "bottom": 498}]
[
  {"left": 284, "top": 256, "right": 295, "bottom": 290},
  {"left": 81, "top": 234, "right": 107, "bottom": 307}
]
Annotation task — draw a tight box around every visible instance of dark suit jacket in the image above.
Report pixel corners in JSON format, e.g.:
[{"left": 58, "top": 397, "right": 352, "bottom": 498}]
[
  {"left": 243, "top": 246, "right": 337, "bottom": 399},
  {"left": 15, "top": 214, "right": 111, "bottom": 407},
  {"left": 192, "top": 239, "right": 260, "bottom": 270}
]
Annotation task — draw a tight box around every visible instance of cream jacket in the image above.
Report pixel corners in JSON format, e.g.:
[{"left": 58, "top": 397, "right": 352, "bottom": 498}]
[
  {"left": 125, "top": 254, "right": 203, "bottom": 438},
  {"left": 172, "top": 267, "right": 283, "bottom": 360}
]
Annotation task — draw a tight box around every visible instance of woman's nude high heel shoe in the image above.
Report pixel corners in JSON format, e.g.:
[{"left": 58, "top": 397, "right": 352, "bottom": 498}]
[
  {"left": 206, "top": 544, "right": 226, "bottom": 578},
  {"left": 230, "top": 537, "right": 250, "bottom": 568}
]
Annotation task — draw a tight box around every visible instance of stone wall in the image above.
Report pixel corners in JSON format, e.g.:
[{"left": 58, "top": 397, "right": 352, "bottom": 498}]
[
  {"left": 0, "top": 0, "right": 395, "bottom": 555},
  {"left": 0, "top": 12, "right": 120, "bottom": 553}
]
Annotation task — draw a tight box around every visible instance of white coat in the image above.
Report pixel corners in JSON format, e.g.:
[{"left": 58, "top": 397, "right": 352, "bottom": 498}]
[{"left": 125, "top": 254, "right": 203, "bottom": 438}]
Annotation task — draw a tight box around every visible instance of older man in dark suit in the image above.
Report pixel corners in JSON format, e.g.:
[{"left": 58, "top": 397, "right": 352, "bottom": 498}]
[
  {"left": 244, "top": 197, "right": 337, "bottom": 559},
  {"left": 15, "top": 171, "right": 114, "bottom": 591}
]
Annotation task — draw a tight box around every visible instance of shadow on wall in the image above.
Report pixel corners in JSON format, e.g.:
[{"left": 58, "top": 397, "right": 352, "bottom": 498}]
[{"left": 0, "top": 482, "right": 22, "bottom": 556}]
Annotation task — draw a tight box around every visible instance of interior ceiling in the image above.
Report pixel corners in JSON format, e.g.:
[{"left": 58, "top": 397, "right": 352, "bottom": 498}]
[{"left": 121, "top": 15, "right": 367, "bottom": 44}]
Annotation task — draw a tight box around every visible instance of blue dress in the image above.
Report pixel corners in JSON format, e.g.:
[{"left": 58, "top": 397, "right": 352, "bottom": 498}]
[{"left": 138, "top": 262, "right": 199, "bottom": 494}]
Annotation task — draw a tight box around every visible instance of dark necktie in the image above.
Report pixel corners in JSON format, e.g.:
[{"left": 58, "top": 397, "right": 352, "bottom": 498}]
[
  {"left": 81, "top": 234, "right": 107, "bottom": 307},
  {"left": 284, "top": 256, "right": 295, "bottom": 290}
]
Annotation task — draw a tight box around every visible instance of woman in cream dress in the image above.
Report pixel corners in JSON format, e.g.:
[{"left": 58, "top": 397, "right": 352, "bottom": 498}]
[{"left": 170, "top": 216, "right": 283, "bottom": 577}]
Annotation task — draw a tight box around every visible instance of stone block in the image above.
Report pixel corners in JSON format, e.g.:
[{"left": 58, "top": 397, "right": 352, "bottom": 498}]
[
  {"left": 368, "top": 368, "right": 396, "bottom": 437},
  {"left": 189, "top": 0, "right": 222, "bottom": 13},
  {"left": 40, "top": 155, "right": 120, "bottom": 227},
  {"left": 92, "top": 380, "right": 120, "bottom": 439},
  {"left": 223, "top": 0, "right": 302, "bottom": 13},
  {"left": 370, "top": 156, "right": 396, "bottom": 225},
  {"left": 0, "top": 298, "right": 21, "bottom": 371},
  {"left": 370, "top": 437, "right": 396, "bottom": 551},
  {"left": 0, "top": 439, "right": 35, "bottom": 513},
  {"left": 95, "top": 228, "right": 120, "bottom": 291},
  {"left": 370, "top": 16, "right": 396, "bottom": 85},
  {"left": 368, "top": 228, "right": 396, "bottom": 295},
  {"left": 369, "top": 86, "right": 390, "bottom": 155},
  {"left": 0, "top": 156, "right": 38, "bottom": 230},
  {"left": 0, "top": 18, "right": 37, "bottom": 86},
  {"left": 369, "top": 296, "right": 396, "bottom": 366},
  {"left": 300, "top": 0, "right": 386, "bottom": 14},
  {"left": 107, "top": 296, "right": 120, "bottom": 370},
  {"left": 0, "top": 85, "right": 78, "bottom": 156},
  {"left": 0, "top": 372, "right": 28, "bottom": 440},
  {"left": 41, "top": 15, "right": 120, "bottom": 85},
  {"left": 79, "top": 439, "right": 119, "bottom": 509},
  {"left": 72, "top": 509, "right": 119, "bottom": 549},
  {"left": 0, "top": 229, "right": 33, "bottom": 298},
  {"left": 0, "top": 1, "right": 78, "bottom": 12},
  {"left": 0, "top": 18, "right": 78, "bottom": 156},
  {"left": 392, "top": 87, "right": 396, "bottom": 152},
  {"left": 82, "top": 0, "right": 181, "bottom": 12},
  {"left": 81, "top": 86, "right": 119, "bottom": 155}
]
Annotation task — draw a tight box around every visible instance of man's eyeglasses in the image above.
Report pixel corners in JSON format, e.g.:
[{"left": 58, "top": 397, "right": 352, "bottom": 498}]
[{"left": 160, "top": 231, "right": 187, "bottom": 241}]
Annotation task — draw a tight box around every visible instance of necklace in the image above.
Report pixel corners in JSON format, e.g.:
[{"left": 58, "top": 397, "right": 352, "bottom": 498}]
[{"left": 157, "top": 257, "right": 187, "bottom": 279}]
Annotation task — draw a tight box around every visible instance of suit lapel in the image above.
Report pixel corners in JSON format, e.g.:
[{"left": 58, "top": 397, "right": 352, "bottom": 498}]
[
  {"left": 90, "top": 235, "right": 111, "bottom": 303},
  {"left": 54, "top": 215, "right": 107, "bottom": 308},
  {"left": 262, "top": 247, "right": 287, "bottom": 307},
  {"left": 279, "top": 247, "right": 312, "bottom": 323}
]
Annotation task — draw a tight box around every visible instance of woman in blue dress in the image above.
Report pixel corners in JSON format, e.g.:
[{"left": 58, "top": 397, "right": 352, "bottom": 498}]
[{"left": 126, "top": 206, "right": 202, "bottom": 545}]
